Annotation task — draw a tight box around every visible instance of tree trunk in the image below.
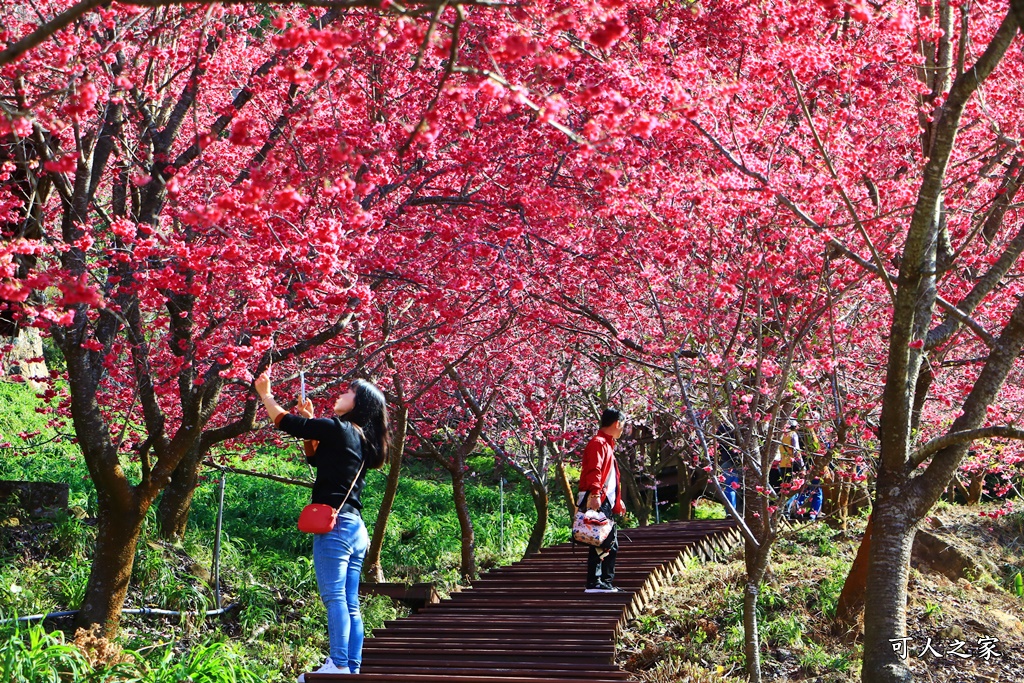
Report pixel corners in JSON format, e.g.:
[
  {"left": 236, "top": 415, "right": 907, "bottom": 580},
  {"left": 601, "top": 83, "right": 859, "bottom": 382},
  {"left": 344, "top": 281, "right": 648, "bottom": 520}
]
[
  {"left": 365, "top": 405, "right": 408, "bottom": 583},
  {"left": 739, "top": 452, "right": 777, "bottom": 683},
  {"left": 524, "top": 480, "right": 548, "bottom": 557},
  {"left": 677, "top": 470, "right": 707, "bottom": 521},
  {"left": 555, "top": 461, "right": 578, "bottom": 520},
  {"left": 618, "top": 457, "right": 649, "bottom": 526},
  {"left": 951, "top": 475, "right": 969, "bottom": 503},
  {"left": 677, "top": 477, "right": 695, "bottom": 521},
  {"left": 743, "top": 542, "right": 771, "bottom": 683},
  {"left": 967, "top": 472, "right": 984, "bottom": 505},
  {"left": 156, "top": 441, "right": 205, "bottom": 541},
  {"left": 75, "top": 497, "right": 146, "bottom": 636},
  {"left": 451, "top": 466, "right": 476, "bottom": 581},
  {"left": 743, "top": 580, "right": 762, "bottom": 683},
  {"left": 861, "top": 501, "right": 917, "bottom": 683},
  {"left": 837, "top": 514, "right": 872, "bottom": 626},
  {"left": 837, "top": 480, "right": 850, "bottom": 530}
]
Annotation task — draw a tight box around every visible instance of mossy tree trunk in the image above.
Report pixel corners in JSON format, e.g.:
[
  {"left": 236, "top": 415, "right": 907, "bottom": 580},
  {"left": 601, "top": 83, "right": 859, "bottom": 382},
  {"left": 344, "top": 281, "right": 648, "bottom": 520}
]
[
  {"left": 156, "top": 440, "right": 205, "bottom": 541},
  {"left": 77, "top": 490, "right": 148, "bottom": 635}
]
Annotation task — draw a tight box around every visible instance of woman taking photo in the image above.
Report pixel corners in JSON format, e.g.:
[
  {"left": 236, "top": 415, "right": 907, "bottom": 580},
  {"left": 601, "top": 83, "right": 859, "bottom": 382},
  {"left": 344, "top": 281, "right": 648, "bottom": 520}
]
[{"left": 255, "top": 371, "right": 390, "bottom": 680}]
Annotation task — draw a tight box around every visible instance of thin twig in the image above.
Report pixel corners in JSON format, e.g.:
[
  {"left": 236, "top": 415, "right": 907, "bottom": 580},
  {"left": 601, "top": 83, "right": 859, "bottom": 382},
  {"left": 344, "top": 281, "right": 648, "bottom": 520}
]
[
  {"left": 202, "top": 459, "right": 313, "bottom": 488},
  {"left": 788, "top": 69, "right": 896, "bottom": 302},
  {"left": 691, "top": 121, "right": 995, "bottom": 348}
]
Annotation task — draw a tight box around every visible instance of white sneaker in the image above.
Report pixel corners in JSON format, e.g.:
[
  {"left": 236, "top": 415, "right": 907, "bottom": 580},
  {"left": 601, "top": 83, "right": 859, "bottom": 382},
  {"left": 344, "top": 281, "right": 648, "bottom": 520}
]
[{"left": 298, "top": 657, "right": 350, "bottom": 681}]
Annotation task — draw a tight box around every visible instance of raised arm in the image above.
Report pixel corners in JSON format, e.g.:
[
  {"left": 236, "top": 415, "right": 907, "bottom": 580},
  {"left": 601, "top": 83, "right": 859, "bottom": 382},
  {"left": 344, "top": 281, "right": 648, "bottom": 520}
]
[
  {"left": 255, "top": 371, "right": 287, "bottom": 425},
  {"left": 256, "top": 372, "right": 341, "bottom": 442}
]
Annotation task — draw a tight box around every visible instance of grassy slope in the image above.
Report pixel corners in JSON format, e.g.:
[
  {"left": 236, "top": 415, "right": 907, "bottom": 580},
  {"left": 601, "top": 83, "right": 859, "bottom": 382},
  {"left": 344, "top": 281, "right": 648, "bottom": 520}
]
[
  {"left": 5, "top": 380, "right": 1023, "bottom": 682},
  {"left": 0, "top": 382, "right": 569, "bottom": 681},
  {"left": 618, "top": 504, "right": 1024, "bottom": 682}
]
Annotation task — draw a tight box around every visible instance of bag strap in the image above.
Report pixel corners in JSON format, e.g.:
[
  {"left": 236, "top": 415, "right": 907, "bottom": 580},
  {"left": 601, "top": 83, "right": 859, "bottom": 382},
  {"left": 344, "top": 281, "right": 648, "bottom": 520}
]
[
  {"left": 332, "top": 459, "right": 366, "bottom": 517},
  {"left": 600, "top": 458, "right": 617, "bottom": 506}
]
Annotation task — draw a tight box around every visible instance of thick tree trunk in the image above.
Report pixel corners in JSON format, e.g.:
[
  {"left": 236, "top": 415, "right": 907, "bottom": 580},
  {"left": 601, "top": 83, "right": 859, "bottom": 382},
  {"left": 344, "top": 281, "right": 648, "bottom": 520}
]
[
  {"left": 524, "top": 481, "right": 548, "bottom": 557},
  {"left": 365, "top": 405, "right": 408, "bottom": 583},
  {"left": 862, "top": 500, "right": 917, "bottom": 683},
  {"left": 75, "top": 497, "right": 146, "bottom": 636},
  {"left": 156, "top": 441, "right": 205, "bottom": 540},
  {"left": 555, "top": 461, "right": 577, "bottom": 520},
  {"left": 451, "top": 467, "right": 476, "bottom": 581},
  {"left": 837, "top": 514, "right": 872, "bottom": 626}
]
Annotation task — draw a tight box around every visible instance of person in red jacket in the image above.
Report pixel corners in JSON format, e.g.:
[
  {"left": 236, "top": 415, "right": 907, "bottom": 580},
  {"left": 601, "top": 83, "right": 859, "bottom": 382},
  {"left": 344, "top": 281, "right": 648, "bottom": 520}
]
[{"left": 578, "top": 408, "right": 627, "bottom": 593}]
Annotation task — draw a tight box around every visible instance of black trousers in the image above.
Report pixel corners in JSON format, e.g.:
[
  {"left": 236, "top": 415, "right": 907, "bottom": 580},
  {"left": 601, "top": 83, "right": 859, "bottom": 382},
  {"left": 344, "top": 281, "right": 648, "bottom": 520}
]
[{"left": 581, "top": 495, "right": 618, "bottom": 586}]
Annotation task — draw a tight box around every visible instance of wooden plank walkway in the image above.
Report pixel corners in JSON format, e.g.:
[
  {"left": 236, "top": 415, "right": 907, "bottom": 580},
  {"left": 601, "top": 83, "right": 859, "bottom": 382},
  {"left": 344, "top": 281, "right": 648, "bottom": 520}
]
[{"left": 307, "top": 519, "right": 740, "bottom": 683}]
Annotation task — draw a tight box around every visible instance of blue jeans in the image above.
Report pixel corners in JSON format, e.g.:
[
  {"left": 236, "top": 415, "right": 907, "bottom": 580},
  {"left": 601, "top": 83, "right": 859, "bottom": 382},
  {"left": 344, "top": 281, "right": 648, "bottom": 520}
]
[
  {"left": 313, "top": 512, "right": 369, "bottom": 672},
  {"left": 797, "top": 483, "right": 823, "bottom": 517},
  {"left": 723, "top": 469, "right": 739, "bottom": 509}
]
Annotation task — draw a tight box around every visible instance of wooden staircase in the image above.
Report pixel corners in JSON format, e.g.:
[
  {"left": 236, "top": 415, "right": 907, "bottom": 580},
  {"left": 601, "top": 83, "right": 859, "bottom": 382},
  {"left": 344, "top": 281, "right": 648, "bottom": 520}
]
[{"left": 307, "top": 519, "right": 740, "bottom": 683}]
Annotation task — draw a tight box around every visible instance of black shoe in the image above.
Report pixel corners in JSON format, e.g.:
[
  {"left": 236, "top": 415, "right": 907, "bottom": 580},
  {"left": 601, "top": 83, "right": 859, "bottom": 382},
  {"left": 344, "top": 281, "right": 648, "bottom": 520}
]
[{"left": 584, "top": 581, "right": 620, "bottom": 593}]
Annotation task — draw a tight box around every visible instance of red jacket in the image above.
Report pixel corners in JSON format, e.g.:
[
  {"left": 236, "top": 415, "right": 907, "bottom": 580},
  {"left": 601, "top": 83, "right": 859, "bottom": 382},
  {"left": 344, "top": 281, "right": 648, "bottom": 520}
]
[{"left": 579, "top": 431, "right": 625, "bottom": 514}]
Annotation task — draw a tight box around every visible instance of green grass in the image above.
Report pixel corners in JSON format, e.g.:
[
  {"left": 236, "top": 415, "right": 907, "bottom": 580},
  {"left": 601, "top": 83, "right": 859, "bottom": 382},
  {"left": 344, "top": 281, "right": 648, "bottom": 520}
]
[
  {"left": 0, "top": 381, "right": 578, "bottom": 680},
  {"left": 0, "top": 622, "right": 263, "bottom": 683},
  {"left": 798, "top": 642, "right": 853, "bottom": 675},
  {"left": 0, "top": 623, "right": 91, "bottom": 683}
]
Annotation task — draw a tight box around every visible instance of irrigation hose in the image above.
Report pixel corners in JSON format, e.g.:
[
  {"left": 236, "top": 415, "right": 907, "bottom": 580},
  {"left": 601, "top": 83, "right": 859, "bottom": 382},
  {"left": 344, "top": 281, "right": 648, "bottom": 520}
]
[{"left": 1, "top": 604, "right": 240, "bottom": 625}]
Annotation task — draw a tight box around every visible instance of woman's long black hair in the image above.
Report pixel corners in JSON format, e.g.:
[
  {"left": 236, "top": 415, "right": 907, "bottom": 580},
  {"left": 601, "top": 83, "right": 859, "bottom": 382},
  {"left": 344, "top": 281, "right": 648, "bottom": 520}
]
[{"left": 341, "top": 378, "right": 390, "bottom": 469}]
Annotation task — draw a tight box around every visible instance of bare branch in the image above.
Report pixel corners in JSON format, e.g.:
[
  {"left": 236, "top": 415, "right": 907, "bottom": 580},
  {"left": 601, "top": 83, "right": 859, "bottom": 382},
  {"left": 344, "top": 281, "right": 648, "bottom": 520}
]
[
  {"left": 202, "top": 458, "right": 313, "bottom": 488},
  {"left": 788, "top": 69, "right": 896, "bottom": 302},
  {"left": 909, "top": 425, "right": 1024, "bottom": 470}
]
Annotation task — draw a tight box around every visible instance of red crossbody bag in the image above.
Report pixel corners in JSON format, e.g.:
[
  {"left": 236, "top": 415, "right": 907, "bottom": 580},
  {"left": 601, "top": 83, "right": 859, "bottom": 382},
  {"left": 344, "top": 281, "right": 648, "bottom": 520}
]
[{"left": 297, "top": 461, "right": 365, "bottom": 534}]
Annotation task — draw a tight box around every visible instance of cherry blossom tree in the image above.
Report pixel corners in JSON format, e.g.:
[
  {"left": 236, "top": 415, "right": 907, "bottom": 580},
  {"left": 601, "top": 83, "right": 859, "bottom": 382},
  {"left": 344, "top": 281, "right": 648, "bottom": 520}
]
[
  {"left": 0, "top": 0, "right": 526, "bottom": 633},
  {"left": 596, "top": 2, "right": 1024, "bottom": 681},
  {"left": 7, "top": 9, "right": 1024, "bottom": 683}
]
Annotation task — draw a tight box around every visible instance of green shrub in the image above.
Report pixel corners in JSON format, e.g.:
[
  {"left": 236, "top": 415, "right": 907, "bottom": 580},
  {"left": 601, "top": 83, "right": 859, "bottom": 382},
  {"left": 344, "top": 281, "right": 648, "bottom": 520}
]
[
  {"left": 798, "top": 642, "right": 852, "bottom": 675},
  {"left": 815, "top": 564, "right": 849, "bottom": 619},
  {"left": 763, "top": 614, "right": 803, "bottom": 648},
  {"left": 49, "top": 559, "right": 89, "bottom": 610},
  {"left": 0, "top": 623, "right": 91, "bottom": 683},
  {"left": 134, "top": 640, "right": 260, "bottom": 683},
  {"left": 693, "top": 500, "right": 727, "bottom": 520}
]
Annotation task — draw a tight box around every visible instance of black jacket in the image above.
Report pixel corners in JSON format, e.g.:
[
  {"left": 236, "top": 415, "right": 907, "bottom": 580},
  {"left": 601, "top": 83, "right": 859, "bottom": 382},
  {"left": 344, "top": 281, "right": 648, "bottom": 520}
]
[{"left": 278, "top": 414, "right": 366, "bottom": 513}]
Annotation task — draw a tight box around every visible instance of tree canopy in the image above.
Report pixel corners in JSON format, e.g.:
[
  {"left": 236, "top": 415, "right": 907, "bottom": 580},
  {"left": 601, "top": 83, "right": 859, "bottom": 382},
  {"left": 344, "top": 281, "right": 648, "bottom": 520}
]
[{"left": 3, "top": 1, "right": 1024, "bottom": 681}]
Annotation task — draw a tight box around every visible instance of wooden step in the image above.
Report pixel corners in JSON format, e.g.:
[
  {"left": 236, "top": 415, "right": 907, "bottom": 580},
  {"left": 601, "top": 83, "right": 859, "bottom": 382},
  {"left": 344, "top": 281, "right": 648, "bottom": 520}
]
[{"left": 333, "top": 520, "right": 739, "bottom": 683}]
